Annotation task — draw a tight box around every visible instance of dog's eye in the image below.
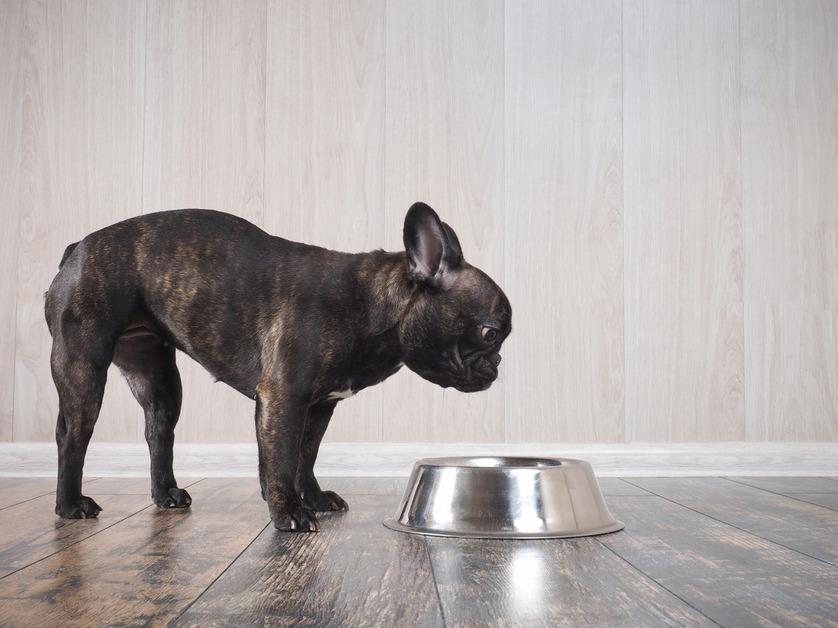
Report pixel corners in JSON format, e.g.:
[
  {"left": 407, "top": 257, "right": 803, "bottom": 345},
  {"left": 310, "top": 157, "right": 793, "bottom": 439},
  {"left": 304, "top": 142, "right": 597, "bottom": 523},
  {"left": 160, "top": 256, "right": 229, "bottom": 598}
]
[{"left": 480, "top": 326, "right": 498, "bottom": 343}]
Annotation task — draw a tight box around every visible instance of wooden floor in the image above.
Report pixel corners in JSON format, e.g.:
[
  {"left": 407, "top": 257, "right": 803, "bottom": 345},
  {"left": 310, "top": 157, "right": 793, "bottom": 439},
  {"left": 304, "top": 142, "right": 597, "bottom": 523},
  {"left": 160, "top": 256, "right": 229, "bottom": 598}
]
[{"left": 0, "top": 477, "right": 837, "bottom": 627}]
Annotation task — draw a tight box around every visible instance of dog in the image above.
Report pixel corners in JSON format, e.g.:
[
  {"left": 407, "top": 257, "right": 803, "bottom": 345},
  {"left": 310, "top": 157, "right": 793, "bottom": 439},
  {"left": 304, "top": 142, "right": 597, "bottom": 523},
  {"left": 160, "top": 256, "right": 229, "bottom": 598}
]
[{"left": 45, "top": 202, "right": 511, "bottom": 531}]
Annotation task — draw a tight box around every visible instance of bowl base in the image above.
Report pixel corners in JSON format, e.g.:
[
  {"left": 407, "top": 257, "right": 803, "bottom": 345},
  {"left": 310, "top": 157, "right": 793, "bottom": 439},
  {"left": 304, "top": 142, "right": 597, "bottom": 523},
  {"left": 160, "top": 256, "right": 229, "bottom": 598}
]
[{"left": 382, "top": 518, "right": 625, "bottom": 540}]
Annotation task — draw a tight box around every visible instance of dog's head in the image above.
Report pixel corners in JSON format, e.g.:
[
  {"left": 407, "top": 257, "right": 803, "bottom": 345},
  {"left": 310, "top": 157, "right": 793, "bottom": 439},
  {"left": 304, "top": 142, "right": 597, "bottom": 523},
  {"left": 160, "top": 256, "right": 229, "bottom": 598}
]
[{"left": 398, "top": 202, "right": 511, "bottom": 392}]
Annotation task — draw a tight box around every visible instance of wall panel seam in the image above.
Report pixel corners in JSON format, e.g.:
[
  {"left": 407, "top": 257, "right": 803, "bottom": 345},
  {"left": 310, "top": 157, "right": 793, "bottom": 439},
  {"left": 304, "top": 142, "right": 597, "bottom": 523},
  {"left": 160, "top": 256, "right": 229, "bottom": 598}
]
[
  {"left": 620, "top": 0, "right": 626, "bottom": 444},
  {"left": 737, "top": 0, "right": 749, "bottom": 440}
]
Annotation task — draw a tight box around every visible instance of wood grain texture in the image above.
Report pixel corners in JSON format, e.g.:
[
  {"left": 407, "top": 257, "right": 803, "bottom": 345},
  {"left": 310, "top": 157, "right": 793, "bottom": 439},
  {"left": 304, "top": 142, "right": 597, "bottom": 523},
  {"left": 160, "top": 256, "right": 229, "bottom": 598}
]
[
  {"left": 13, "top": 0, "right": 147, "bottom": 442},
  {"left": 628, "top": 476, "right": 838, "bottom": 565},
  {"left": 265, "top": 0, "right": 386, "bottom": 442},
  {"left": 0, "top": 493, "right": 151, "bottom": 578},
  {"left": 741, "top": 0, "right": 838, "bottom": 441},
  {"left": 504, "top": 0, "right": 624, "bottom": 442},
  {"left": 727, "top": 476, "right": 838, "bottom": 494},
  {"left": 597, "top": 477, "right": 650, "bottom": 496},
  {"left": 0, "top": 479, "right": 267, "bottom": 627},
  {"left": 0, "top": 478, "right": 202, "bottom": 579},
  {"left": 382, "top": 0, "right": 506, "bottom": 442},
  {"left": 316, "top": 475, "right": 406, "bottom": 496},
  {"left": 623, "top": 0, "right": 744, "bottom": 442},
  {"left": 143, "top": 0, "right": 267, "bottom": 444},
  {"left": 0, "top": 0, "right": 24, "bottom": 441},
  {"left": 83, "top": 476, "right": 180, "bottom": 495},
  {"left": 791, "top": 494, "right": 838, "bottom": 511},
  {"left": 3, "top": 1, "right": 838, "bottom": 446},
  {"left": 174, "top": 494, "right": 444, "bottom": 627},
  {"left": 428, "top": 536, "right": 711, "bottom": 627},
  {"left": 603, "top": 495, "right": 838, "bottom": 626},
  {"left": 0, "top": 476, "right": 73, "bottom": 510},
  {"left": 1, "top": 477, "right": 838, "bottom": 625}
]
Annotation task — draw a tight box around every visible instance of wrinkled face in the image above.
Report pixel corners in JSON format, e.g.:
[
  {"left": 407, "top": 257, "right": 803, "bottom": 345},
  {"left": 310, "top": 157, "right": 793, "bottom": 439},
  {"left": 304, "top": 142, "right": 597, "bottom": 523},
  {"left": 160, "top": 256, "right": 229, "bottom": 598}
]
[
  {"left": 400, "top": 265, "right": 512, "bottom": 392},
  {"left": 398, "top": 202, "right": 512, "bottom": 393}
]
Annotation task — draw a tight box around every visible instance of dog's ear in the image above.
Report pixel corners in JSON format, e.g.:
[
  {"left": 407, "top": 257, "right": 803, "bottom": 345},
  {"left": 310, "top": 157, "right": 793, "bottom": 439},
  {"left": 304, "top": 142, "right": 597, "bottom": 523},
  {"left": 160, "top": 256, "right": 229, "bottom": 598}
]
[{"left": 403, "top": 202, "right": 463, "bottom": 285}]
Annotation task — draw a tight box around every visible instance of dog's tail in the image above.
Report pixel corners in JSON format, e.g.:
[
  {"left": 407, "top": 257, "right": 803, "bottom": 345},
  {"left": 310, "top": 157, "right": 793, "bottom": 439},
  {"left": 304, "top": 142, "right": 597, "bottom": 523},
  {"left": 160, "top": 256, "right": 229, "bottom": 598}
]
[{"left": 59, "top": 242, "right": 79, "bottom": 269}]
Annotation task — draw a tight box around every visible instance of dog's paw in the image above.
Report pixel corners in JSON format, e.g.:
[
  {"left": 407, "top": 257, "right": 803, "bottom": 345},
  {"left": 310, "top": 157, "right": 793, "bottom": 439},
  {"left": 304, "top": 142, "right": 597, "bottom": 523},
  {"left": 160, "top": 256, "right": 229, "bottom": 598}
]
[
  {"left": 153, "top": 487, "right": 192, "bottom": 509},
  {"left": 272, "top": 505, "right": 319, "bottom": 532},
  {"left": 302, "top": 489, "right": 349, "bottom": 512},
  {"left": 55, "top": 495, "right": 102, "bottom": 519}
]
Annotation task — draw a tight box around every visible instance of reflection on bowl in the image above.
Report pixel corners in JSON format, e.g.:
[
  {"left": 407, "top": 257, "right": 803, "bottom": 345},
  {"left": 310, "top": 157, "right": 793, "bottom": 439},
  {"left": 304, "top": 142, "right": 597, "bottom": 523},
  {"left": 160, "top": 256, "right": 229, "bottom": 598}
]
[{"left": 384, "top": 456, "right": 624, "bottom": 539}]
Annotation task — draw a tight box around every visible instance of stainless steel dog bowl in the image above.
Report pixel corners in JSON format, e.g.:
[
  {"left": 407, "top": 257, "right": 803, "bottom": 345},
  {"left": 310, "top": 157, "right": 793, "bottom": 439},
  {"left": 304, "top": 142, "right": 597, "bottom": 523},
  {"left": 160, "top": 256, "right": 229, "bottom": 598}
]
[{"left": 384, "top": 456, "right": 624, "bottom": 539}]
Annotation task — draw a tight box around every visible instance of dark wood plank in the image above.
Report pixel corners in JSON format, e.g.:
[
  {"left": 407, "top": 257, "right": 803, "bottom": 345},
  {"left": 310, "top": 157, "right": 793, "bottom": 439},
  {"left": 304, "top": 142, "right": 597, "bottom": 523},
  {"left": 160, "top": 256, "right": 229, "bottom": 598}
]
[
  {"left": 0, "top": 479, "right": 268, "bottom": 627},
  {"left": 602, "top": 495, "right": 838, "bottom": 627},
  {"left": 600, "top": 477, "right": 651, "bottom": 495},
  {"left": 625, "top": 476, "right": 817, "bottom": 501},
  {"left": 174, "top": 494, "right": 444, "bottom": 627},
  {"left": 427, "top": 535, "right": 712, "bottom": 627},
  {"left": 628, "top": 477, "right": 838, "bottom": 565},
  {"left": 0, "top": 479, "right": 204, "bottom": 579},
  {"left": 82, "top": 477, "right": 162, "bottom": 494},
  {"left": 319, "top": 477, "right": 649, "bottom": 497},
  {"left": 0, "top": 477, "right": 94, "bottom": 510},
  {"left": 0, "top": 494, "right": 150, "bottom": 578},
  {"left": 316, "top": 476, "right": 407, "bottom": 496},
  {"left": 726, "top": 476, "right": 838, "bottom": 494},
  {"left": 317, "top": 477, "right": 644, "bottom": 498}
]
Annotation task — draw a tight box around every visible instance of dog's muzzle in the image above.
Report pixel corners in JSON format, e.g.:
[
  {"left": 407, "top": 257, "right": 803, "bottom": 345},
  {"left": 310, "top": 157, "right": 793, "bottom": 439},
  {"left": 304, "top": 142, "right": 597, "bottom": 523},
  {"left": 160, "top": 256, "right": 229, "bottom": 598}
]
[{"left": 440, "top": 347, "right": 501, "bottom": 392}]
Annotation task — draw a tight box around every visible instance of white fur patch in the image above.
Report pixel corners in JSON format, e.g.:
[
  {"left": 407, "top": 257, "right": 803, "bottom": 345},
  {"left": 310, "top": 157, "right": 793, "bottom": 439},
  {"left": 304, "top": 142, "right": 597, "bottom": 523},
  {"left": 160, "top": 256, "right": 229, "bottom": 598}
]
[{"left": 327, "top": 388, "right": 355, "bottom": 401}]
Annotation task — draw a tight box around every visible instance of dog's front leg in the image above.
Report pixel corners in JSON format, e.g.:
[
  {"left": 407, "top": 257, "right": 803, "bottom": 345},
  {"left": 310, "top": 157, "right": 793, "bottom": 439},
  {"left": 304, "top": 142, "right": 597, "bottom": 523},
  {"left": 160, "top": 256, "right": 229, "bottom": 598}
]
[
  {"left": 255, "top": 382, "right": 318, "bottom": 532},
  {"left": 296, "top": 400, "right": 348, "bottom": 512}
]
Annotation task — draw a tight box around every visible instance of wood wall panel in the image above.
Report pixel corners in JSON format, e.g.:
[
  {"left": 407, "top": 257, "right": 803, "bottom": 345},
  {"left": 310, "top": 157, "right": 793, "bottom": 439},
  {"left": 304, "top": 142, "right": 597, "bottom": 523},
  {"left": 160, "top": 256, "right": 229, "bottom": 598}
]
[
  {"left": 741, "top": 0, "right": 838, "bottom": 440},
  {"left": 504, "top": 0, "right": 624, "bottom": 442},
  {"left": 143, "top": 0, "right": 266, "bottom": 443},
  {"left": 13, "top": 0, "right": 146, "bottom": 442},
  {"left": 382, "top": 0, "right": 505, "bottom": 442},
  {"left": 264, "top": 0, "right": 386, "bottom": 442},
  {"left": 2, "top": 0, "right": 837, "bottom": 445},
  {"left": 623, "top": 0, "right": 745, "bottom": 442},
  {"left": 0, "top": 0, "right": 24, "bottom": 440}
]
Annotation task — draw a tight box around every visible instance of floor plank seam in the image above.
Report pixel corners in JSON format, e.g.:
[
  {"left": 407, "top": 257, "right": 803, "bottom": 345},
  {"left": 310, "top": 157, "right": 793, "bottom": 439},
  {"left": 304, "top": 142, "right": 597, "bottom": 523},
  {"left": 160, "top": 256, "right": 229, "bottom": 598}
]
[
  {"left": 621, "top": 479, "right": 838, "bottom": 570},
  {"left": 0, "top": 477, "right": 206, "bottom": 582},
  {"left": 0, "top": 491, "right": 57, "bottom": 513},
  {"left": 781, "top": 493, "right": 838, "bottom": 512},
  {"left": 614, "top": 477, "right": 652, "bottom": 494},
  {"left": 720, "top": 477, "right": 838, "bottom": 512},
  {"left": 422, "top": 537, "right": 448, "bottom": 628},
  {"left": 167, "top": 519, "right": 272, "bottom": 626},
  {"left": 594, "top": 538, "right": 724, "bottom": 627},
  {"left": 0, "top": 502, "right": 156, "bottom": 582},
  {"left": 0, "top": 477, "right": 104, "bottom": 513}
]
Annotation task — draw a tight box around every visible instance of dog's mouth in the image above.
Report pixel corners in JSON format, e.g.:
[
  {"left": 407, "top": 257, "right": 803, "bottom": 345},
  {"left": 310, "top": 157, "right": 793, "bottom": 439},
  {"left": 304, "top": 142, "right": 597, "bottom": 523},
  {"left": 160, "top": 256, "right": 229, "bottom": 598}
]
[{"left": 436, "top": 346, "right": 501, "bottom": 392}]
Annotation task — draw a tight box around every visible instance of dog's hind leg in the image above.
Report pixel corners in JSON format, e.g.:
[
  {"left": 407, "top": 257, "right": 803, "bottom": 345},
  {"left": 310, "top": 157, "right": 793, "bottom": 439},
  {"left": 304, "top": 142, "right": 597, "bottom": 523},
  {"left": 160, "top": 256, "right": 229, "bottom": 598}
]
[
  {"left": 113, "top": 333, "right": 191, "bottom": 509},
  {"left": 51, "top": 344, "right": 108, "bottom": 519}
]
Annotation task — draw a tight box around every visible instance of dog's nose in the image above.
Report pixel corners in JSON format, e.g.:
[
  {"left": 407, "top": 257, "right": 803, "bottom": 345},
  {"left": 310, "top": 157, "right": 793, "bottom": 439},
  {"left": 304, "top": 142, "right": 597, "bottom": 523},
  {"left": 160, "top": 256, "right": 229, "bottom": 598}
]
[{"left": 488, "top": 353, "right": 501, "bottom": 367}]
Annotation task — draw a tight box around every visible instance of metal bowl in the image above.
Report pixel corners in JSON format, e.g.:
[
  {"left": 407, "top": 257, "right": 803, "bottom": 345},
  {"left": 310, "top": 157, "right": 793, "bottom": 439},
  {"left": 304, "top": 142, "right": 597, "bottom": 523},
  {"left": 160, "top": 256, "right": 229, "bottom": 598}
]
[{"left": 383, "top": 456, "right": 624, "bottom": 539}]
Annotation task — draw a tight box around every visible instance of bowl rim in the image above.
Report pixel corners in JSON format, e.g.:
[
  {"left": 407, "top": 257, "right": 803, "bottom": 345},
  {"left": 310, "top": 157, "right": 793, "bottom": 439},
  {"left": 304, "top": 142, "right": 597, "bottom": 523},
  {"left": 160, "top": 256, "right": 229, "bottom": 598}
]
[{"left": 413, "top": 455, "right": 588, "bottom": 469}]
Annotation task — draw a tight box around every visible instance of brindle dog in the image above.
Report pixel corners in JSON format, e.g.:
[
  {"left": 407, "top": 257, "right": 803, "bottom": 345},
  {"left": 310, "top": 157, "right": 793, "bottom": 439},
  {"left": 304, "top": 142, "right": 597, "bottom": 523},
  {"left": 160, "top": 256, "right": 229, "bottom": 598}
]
[{"left": 45, "top": 202, "right": 511, "bottom": 531}]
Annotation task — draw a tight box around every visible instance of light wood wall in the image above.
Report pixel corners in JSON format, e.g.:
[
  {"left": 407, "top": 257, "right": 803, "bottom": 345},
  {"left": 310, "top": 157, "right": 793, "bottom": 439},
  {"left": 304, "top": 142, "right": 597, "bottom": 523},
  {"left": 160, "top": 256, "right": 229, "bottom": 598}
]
[{"left": 1, "top": 0, "right": 835, "bottom": 444}]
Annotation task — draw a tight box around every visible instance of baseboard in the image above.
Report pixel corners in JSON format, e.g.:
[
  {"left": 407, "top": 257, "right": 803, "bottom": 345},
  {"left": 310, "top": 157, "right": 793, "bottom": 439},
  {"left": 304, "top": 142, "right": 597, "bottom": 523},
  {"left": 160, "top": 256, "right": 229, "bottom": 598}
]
[{"left": 0, "top": 441, "right": 836, "bottom": 477}]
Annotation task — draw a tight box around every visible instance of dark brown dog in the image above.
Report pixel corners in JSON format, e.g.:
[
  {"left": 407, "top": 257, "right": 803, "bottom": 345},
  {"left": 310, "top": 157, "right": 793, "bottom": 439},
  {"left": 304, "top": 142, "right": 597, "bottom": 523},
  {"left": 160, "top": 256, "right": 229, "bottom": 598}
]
[{"left": 45, "top": 202, "right": 511, "bottom": 531}]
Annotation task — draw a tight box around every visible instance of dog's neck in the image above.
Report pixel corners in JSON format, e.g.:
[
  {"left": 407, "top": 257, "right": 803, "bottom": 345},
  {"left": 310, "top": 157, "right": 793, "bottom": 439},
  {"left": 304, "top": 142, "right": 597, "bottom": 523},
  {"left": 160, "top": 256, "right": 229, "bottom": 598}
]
[{"left": 356, "top": 250, "right": 417, "bottom": 338}]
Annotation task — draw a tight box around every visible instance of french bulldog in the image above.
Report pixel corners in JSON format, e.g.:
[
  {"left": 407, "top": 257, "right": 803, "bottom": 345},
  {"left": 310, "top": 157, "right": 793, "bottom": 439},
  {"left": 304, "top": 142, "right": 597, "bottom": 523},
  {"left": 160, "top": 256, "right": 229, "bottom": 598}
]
[{"left": 45, "top": 202, "right": 511, "bottom": 531}]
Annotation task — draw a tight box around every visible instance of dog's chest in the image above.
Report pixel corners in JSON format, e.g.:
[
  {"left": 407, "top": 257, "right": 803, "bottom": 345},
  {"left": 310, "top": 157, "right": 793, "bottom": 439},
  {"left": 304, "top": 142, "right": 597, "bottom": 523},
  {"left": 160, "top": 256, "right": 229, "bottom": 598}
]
[
  {"left": 323, "top": 361, "right": 403, "bottom": 402},
  {"left": 326, "top": 388, "right": 355, "bottom": 401}
]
